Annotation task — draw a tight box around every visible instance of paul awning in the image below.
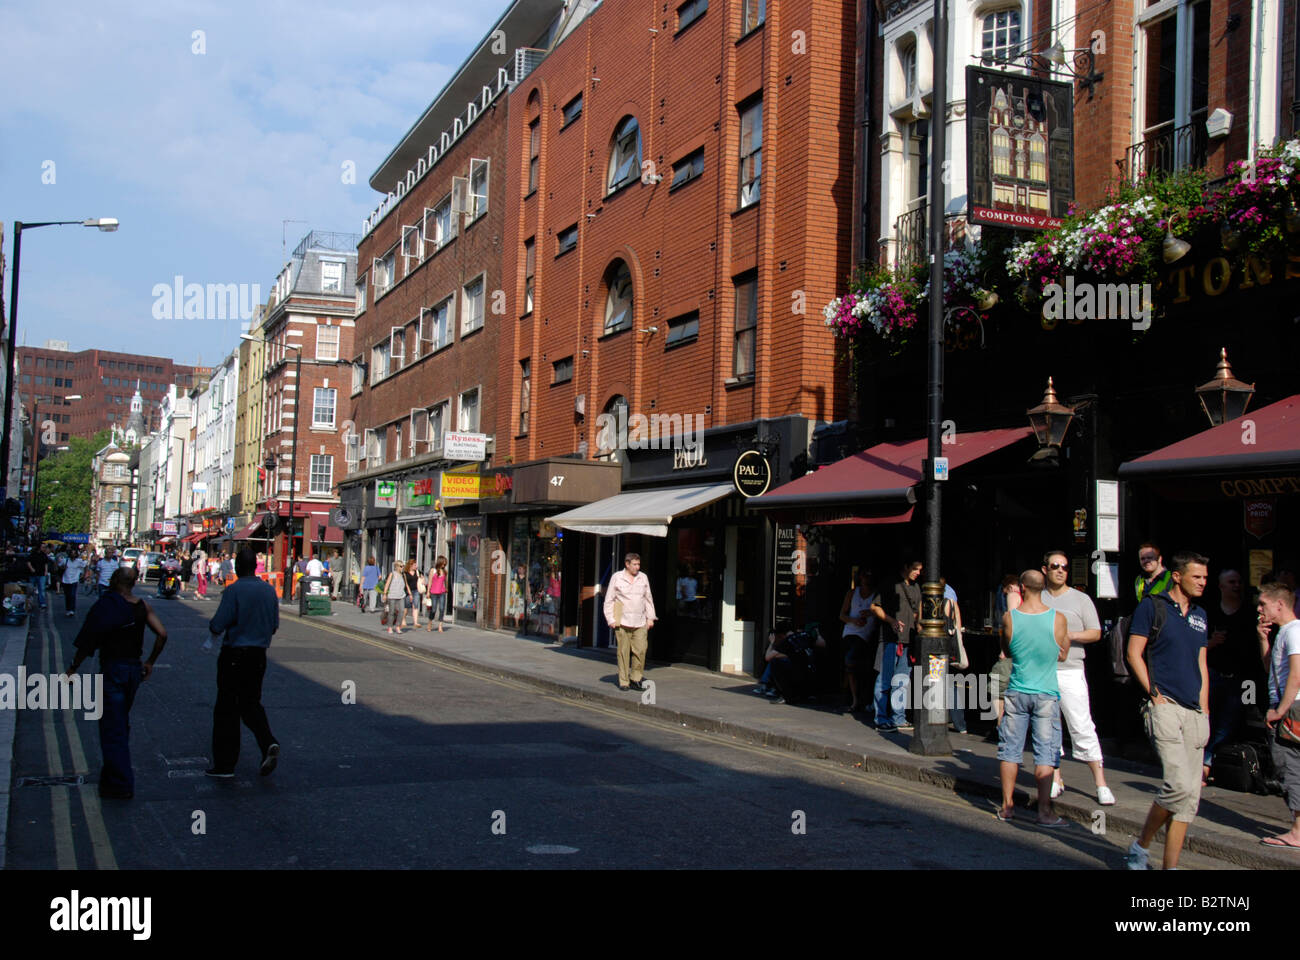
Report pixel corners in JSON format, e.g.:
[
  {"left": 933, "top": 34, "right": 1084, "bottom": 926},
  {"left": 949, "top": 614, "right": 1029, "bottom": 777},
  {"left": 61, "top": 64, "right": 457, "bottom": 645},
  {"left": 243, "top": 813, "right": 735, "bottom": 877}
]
[
  {"left": 1118, "top": 395, "right": 1300, "bottom": 479},
  {"left": 547, "top": 483, "right": 733, "bottom": 537},
  {"left": 751, "top": 426, "right": 1034, "bottom": 512}
]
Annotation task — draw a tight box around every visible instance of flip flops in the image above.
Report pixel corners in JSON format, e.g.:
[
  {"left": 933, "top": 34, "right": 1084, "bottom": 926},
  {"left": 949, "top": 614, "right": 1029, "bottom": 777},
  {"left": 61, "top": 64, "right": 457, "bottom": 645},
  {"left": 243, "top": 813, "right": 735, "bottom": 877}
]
[{"left": 1261, "top": 835, "right": 1300, "bottom": 848}]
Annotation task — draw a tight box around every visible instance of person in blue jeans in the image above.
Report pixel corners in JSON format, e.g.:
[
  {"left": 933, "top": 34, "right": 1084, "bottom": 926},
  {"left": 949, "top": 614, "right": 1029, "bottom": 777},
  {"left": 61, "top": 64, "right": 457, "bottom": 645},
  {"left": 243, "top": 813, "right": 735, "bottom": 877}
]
[
  {"left": 871, "top": 562, "right": 922, "bottom": 731},
  {"left": 66, "top": 566, "right": 168, "bottom": 800},
  {"left": 26, "top": 543, "right": 50, "bottom": 610},
  {"left": 996, "top": 569, "right": 1069, "bottom": 825}
]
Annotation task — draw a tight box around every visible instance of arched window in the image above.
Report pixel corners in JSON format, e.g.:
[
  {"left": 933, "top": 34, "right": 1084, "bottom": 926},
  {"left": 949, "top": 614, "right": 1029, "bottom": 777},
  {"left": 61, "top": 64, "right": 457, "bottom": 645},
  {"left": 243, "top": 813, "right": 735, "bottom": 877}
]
[
  {"left": 596, "top": 395, "right": 629, "bottom": 458},
  {"left": 992, "top": 128, "right": 1012, "bottom": 176},
  {"left": 607, "top": 117, "right": 641, "bottom": 193},
  {"left": 1028, "top": 133, "right": 1046, "bottom": 182},
  {"left": 899, "top": 41, "right": 917, "bottom": 99},
  {"left": 604, "top": 261, "right": 634, "bottom": 334}
]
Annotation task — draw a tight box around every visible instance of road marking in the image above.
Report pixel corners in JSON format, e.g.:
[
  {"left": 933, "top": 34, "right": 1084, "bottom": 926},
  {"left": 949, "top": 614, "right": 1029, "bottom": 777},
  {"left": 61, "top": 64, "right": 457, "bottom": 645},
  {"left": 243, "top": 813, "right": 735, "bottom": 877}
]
[
  {"left": 38, "top": 612, "right": 76, "bottom": 870},
  {"left": 166, "top": 769, "right": 208, "bottom": 779},
  {"left": 45, "top": 617, "right": 118, "bottom": 870},
  {"left": 161, "top": 756, "right": 210, "bottom": 766},
  {"left": 526, "top": 844, "right": 579, "bottom": 855}
]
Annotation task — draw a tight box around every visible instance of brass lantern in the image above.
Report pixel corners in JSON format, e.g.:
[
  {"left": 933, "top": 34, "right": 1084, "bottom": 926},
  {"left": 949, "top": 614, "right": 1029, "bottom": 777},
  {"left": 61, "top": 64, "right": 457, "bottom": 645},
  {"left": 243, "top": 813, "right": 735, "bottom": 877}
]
[
  {"left": 1195, "top": 347, "right": 1255, "bottom": 426},
  {"left": 1027, "top": 377, "right": 1076, "bottom": 460}
]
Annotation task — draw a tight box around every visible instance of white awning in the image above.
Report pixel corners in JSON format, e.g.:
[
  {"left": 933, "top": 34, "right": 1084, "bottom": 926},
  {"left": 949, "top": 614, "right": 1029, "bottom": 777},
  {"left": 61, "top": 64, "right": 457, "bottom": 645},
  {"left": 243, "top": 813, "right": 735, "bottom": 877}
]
[{"left": 547, "top": 482, "right": 733, "bottom": 537}]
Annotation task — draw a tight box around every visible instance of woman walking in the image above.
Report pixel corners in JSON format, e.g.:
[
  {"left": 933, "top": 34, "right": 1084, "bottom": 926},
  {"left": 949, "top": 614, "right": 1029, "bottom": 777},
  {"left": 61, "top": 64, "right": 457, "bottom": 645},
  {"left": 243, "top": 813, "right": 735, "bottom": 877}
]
[
  {"left": 383, "top": 561, "right": 408, "bottom": 635},
  {"left": 425, "top": 556, "right": 449, "bottom": 632},
  {"left": 193, "top": 546, "right": 208, "bottom": 599},
  {"left": 403, "top": 558, "right": 423, "bottom": 628},
  {"left": 65, "top": 566, "right": 168, "bottom": 800},
  {"left": 361, "top": 556, "right": 381, "bottom": 612}
]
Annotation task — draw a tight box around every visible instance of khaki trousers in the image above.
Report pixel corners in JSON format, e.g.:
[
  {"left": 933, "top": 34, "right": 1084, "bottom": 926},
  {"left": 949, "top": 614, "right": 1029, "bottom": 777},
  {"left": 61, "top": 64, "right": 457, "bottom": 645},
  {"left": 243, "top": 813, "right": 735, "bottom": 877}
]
[{"left": 615, "top": 625, "right": 648, "bottom": 686}]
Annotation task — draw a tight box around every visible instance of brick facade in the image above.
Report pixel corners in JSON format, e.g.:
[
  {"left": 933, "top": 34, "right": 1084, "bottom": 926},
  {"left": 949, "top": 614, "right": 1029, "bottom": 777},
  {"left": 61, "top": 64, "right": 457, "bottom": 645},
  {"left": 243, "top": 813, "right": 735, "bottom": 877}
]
[{"left": 496, "top": 0, "right": 855, "bottom": 462}]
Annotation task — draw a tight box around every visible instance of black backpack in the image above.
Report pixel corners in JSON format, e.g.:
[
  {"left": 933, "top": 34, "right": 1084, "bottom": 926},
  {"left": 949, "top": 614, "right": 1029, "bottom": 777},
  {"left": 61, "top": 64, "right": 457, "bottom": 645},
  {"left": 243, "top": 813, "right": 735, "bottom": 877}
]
[
  {"left": 1210, "top": 743, "right": 1283, "bottom": 795},
  {"left": 1111, "top": 597, "right": 1167, "bottom": 678}
]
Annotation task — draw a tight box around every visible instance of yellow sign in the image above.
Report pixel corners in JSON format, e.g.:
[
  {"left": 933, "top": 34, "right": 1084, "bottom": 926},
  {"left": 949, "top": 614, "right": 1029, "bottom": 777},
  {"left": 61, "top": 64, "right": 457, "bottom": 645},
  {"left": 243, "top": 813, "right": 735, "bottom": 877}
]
[{"left": 440, "top": 473, "right": 481, "bottom": 500}]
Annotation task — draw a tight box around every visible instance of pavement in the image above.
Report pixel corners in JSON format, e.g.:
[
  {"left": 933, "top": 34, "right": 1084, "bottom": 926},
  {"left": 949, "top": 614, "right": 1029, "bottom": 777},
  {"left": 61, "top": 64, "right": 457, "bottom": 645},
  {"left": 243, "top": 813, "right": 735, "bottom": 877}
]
[
  {"left": 0, "top": 609, "right": 33, "bottom": 871},
  {"left": 272, "top": 590, "right": 1300, "bottom": 870}
]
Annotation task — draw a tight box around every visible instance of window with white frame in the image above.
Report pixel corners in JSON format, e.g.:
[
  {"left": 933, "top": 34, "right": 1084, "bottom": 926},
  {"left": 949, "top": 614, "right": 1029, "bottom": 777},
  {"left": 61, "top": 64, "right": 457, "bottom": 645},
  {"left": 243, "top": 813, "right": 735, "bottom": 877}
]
[
  {"left": 316, "top": 325, "right": 340, "bottom": 361},
  {"left": 424, "top": 195, "right": 456, "bottom": 253},
  {"left": 518, "top": 358, "right": 531, "bottom": 436},
  {"left": 321, "top": 260, "right": 344, "bottom": 293},
  {"left": 389, "top": 326, "right": 406, "bottom": 370},
  {"left": 980, "top": 9, "right": 1021, "bottom": 61},
  {"left": 461, "top": 276, "right": 485, "bottom": 335},
  {"left": 899, "top": 40, "right": 917, "bottom": 99},
  {"left": 458, "top": 387, "right": 480, "bottom": 433},
  {"left": 733, "top": 273, "right": 757, "bottom": 379},
  {"left": 738, "top": 99, "right": 762, "bottom": 208},
  {"left": 351, "top": 357, "right": 364, "bottom": 394},
  {"left": 371, "top": 342, "right": 390, "bottom": 384},
  {"left": 373, "top": 248, "right": 396, "bottom": 297},
  {"left": 607, "top": 117, "right": 642, "bottom": 193},
  {"left": 313, "top": 387, "right": 336, "bottom": 428},
  {"left": 401, "top": 225, "right": 423, "bottom": 272},
  {"left": 365, "top": 427, "right": 383, "bottom": 468},
  {"left": 426, "top": 297, "right": 452, "bottom": 352},
  {"left": 528, "top": 119, "right": 541, "bottom": 194},
  {"left": 470, "top": 158, "right": 490, "bottom": 221},
  {"left": 309, "top": 454, "right": 334, "bottom": 495},
  {"left": 1137, "top": 0, "right": 1209, "bottom": 174},
  {"left": 428, "top": 401, "right": 448, "bottom": 451}
]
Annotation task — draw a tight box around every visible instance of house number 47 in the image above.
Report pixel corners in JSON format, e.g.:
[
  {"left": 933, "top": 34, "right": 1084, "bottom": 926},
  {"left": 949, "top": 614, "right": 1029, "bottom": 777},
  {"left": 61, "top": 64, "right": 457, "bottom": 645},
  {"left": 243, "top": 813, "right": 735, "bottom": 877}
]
[{"left": 550, "top": 475, "right": 565, "bottom": 487}]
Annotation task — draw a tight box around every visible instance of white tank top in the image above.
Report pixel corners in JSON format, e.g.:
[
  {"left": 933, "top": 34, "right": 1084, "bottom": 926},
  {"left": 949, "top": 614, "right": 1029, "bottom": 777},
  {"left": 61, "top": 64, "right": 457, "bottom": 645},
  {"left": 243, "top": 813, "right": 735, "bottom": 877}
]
[{"left": 843, "top": 589, "right": 876, "bottom": 639}]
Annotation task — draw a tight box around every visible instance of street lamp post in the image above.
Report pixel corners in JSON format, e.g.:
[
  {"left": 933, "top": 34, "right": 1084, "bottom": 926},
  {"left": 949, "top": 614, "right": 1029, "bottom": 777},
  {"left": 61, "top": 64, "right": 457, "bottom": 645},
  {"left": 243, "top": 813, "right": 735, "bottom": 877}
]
[
  {"left": 2, "top": 219, "right": 117, "bottom": 545},
  {"left": 242, "top": 334, "right": 301, "bottom": 600},
  {"left": 912, "top": 0, "right": 952, "bottom": 757}
]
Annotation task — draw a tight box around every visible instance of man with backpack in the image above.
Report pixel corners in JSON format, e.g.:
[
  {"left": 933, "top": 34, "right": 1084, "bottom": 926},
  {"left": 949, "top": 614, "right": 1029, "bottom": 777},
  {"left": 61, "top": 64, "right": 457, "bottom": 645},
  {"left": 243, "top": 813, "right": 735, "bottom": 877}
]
[{"left": 1124, "top": 551, "right": 1210, "bottom": 871}]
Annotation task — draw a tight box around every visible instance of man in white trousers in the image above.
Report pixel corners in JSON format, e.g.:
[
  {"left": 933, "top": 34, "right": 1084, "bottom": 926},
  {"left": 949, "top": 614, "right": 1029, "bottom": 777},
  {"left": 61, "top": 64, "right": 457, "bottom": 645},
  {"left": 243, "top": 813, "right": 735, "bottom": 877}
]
[{"left": 1042, "top": 548, "right": 1115, "bottom": 806}]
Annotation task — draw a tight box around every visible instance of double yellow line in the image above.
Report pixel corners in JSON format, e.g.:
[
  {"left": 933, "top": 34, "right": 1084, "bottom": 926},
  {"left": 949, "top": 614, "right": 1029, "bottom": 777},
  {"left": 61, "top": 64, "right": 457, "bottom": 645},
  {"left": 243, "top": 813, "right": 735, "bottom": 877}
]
[{"left": 37, "top": 610, "right": 117, "bottom": 870}]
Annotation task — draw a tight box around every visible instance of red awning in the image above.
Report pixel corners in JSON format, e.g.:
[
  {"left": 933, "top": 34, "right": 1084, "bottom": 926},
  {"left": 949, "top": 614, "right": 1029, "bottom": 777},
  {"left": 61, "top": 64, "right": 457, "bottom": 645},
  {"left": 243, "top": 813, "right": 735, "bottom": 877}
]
[
  {"left": 1118, "top": 395, "right": 1300, "bottom": 479},
  {"left": 232, "top": 520, "right": 266, "bottom": 540},
  {"left": 751, "top": 426, "right": 1034, "bottom": 510}
]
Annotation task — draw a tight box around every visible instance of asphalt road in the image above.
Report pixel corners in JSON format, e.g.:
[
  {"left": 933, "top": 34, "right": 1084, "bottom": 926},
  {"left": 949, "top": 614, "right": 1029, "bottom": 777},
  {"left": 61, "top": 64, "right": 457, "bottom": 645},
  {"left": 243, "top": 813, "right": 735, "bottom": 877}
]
[{"left": 5, "top": 593, "right": 1232, "bottom": 869}]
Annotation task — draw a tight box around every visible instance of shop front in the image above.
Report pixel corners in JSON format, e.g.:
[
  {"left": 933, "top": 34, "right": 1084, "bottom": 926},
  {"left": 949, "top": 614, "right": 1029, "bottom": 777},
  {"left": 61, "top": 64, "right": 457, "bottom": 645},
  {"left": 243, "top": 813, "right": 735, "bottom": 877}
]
[{"left": 549, "top": 417, "right": 813, "bottom": 675}]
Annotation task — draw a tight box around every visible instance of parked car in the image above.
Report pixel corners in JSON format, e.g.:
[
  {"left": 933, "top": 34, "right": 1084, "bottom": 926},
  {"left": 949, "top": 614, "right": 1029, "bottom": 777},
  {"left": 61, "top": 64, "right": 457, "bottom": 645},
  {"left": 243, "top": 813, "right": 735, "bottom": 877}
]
[{"left": 142, "top": 552, "right": 164, "bottom": 583}]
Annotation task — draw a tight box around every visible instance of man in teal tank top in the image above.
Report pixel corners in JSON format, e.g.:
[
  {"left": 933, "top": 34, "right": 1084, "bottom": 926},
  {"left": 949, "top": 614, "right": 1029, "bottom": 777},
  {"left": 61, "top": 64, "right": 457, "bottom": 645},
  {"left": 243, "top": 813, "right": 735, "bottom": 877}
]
[{"left": 996, "top": 569, "right": 1070, "bottom": 825}]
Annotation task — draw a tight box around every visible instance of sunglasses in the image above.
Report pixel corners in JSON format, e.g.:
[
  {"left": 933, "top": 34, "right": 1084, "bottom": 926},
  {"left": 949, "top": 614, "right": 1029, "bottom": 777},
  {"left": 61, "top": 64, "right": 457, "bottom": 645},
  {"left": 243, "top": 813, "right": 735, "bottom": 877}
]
[
  {"left": 1139, "top": 554, "right": 1158, "bottom": 562},
  {"left": 1047, "top": 562, "right": 1069, "bottom": 571}
]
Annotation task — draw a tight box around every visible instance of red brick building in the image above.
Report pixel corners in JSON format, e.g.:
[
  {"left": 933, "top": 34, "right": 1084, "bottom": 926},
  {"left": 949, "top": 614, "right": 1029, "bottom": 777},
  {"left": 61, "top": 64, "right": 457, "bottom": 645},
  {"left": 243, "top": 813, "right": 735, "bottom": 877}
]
[{"left": 253, "top": 231, "right": 359, "bottom": 568}]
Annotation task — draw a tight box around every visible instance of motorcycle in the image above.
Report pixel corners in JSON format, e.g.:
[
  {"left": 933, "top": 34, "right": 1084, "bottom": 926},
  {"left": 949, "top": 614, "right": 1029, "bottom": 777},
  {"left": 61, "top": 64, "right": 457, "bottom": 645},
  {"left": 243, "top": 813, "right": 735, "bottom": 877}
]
[{"left": 158, "top": 571, "right": 181, "bottom": 599}]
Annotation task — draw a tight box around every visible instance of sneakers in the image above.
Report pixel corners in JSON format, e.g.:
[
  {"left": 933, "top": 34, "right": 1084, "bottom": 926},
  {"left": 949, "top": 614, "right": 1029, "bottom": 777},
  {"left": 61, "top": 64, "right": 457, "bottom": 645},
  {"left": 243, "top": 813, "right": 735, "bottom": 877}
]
[
  {"left": 260, "top": 743, "right": 280, "bottom": 777},
  {"left": 1097, "top": 785, "right": 1116, "bottom": 806},
  {"left": 205, "top": 768, "right": 235, "bottom": 779},
  {"left": 752, "top": 684, "right": 770, "bottom": 696},
  {"left": 1125, "top": 839, "right": 1150, "bottom": 870}
]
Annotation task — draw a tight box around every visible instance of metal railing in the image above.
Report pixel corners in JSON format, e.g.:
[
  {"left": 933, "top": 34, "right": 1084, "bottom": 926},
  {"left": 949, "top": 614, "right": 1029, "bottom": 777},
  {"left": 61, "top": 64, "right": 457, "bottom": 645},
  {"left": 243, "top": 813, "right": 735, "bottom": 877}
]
[
  {"left": 894, "top": 204, "right": 927, "bottom": 270},
  {"left": 1120, "top": 119, "right": 1208, "bottom": 184}
]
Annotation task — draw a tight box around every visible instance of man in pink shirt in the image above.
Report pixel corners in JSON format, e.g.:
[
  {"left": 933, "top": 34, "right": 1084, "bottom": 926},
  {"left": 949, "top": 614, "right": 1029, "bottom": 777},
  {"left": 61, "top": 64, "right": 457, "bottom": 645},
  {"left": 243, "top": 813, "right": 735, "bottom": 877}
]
[{"left": 603, "top": 552, "right": 657, "bottom": 692}]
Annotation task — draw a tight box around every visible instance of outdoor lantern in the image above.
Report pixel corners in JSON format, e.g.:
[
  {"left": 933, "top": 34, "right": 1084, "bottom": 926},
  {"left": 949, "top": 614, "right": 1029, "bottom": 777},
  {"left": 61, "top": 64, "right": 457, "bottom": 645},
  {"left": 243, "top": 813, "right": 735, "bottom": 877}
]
[
  {"left": 1162, "top": 213, "right": 1191, "bottom": 263},
  {"left": 1195, "top": 347, "right": 1255, "bottom": 426},
  {"left": 1026, "top": 377, "right": 1076, "bottom": 460}
]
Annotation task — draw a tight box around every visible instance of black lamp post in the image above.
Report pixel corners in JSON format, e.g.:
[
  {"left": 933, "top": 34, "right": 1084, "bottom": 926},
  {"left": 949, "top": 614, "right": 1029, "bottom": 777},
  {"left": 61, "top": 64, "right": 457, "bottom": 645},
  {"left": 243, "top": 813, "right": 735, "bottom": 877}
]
[
  {"left": 911, "top": 0, "right": 952, "bottom": 757},
  {"left": 1195, "top": 348, "right": 1254, "bottom": 426},
  {"left": 2, "top": 219, "right": 117, "bottom": 544}
]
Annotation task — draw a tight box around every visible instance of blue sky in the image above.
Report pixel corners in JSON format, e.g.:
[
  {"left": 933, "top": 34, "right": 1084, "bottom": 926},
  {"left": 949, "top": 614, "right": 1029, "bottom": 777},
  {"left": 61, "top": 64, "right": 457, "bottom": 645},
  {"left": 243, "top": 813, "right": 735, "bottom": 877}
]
[{"left": 0, "top": 0, "right": 487, "bottom": 366}]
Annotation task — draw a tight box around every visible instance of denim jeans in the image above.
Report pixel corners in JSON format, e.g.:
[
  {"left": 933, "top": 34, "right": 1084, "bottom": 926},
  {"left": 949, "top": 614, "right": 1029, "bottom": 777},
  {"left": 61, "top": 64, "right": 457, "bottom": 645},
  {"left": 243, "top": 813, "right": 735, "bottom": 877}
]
[
  {"left": 1204, "top": 668, "right": 1246, "bottom": 766},
  {"left": 997, "top": 691, "right": 1062, "bottom": 767},
  {"left": 99, "top": 658, "right": 143, "bottom": 795},
  {"left": 873, "top": 641, "right": 910, "bottom": 726},
  {"left": 428, "top": 592, "right": 447, "bottom": 620},
  {"left": 212, "top": 647, "right": 276, "bottom": 772},
  {"left": 62, "top": 582, "right": 78, "bottom": 614},
  {"left": 30, "top": 576, "right": 47, "bottom": 608},
  {"left": 948, "top": 669, "right": 968, "bottom": 733}
]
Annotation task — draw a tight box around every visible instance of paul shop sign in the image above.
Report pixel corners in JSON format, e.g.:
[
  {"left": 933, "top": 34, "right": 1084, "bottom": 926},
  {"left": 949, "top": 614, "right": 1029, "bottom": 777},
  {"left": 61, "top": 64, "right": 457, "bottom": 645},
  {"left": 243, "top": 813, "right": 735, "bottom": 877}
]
[{"left": 733, "top": 450, "right": 772, "bottom": 498}]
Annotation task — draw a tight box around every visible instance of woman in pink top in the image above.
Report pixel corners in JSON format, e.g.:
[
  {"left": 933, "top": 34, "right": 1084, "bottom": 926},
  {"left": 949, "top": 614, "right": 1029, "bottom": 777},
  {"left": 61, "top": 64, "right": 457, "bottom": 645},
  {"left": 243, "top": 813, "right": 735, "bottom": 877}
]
[
  {"left": 424, "top": 556, "right": 449, "bottom": 632},
  {"left": 255, "top": 552, "right": 266, "bottom": 575}
]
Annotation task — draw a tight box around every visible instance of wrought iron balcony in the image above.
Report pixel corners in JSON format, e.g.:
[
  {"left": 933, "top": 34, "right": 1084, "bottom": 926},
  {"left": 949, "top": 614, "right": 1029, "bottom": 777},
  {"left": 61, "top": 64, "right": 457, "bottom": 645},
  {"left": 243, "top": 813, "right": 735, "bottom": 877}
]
[
  {"left": 894, "top": 204, "right": 927, "bottom": 270},
  {"left": 1120, "top": 119, "right": 1208, "bottom": 184}
]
